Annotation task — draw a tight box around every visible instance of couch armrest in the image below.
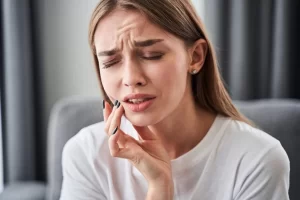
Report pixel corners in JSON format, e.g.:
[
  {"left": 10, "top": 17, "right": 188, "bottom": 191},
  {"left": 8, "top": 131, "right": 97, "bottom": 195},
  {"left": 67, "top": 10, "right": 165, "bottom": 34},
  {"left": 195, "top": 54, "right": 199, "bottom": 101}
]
[{"left": 0, "top": 181, "right": 46, "bottom": 200}]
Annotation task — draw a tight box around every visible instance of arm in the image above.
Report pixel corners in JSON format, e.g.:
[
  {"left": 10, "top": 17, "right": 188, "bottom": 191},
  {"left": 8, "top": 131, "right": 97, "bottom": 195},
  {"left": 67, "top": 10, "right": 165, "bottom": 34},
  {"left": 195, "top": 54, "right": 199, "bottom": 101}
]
[
  {"left": 146, "top": 181, "right": 174, "bottom": 200},
  {"left": 103, "top": 101, "right": 174, "bottom": 200},
  {"left": 234, "top": 144, "right": 290, "bottom": 200},
  {"left": 60, "top": 132, "right": 106, "bottom": 200}
]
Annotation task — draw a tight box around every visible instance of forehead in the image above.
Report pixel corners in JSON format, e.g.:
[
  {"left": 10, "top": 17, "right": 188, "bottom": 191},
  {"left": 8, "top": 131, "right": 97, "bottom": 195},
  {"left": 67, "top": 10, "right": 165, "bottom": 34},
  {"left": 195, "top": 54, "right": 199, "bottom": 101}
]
[{"left": 94, "top": 8, "right": 171, "bottom": 49}]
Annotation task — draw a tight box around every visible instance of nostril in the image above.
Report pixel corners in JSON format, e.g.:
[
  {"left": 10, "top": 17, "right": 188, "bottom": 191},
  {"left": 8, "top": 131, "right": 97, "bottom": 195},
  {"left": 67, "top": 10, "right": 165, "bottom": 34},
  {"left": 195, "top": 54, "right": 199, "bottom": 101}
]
[{"left": 123, "top": 79, "right": 147, "bottom": 87}]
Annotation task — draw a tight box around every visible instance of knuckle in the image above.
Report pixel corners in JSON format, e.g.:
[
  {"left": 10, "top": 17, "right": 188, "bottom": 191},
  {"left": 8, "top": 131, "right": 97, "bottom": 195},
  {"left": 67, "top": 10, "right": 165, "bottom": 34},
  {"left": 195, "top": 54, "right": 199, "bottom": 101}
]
[
  {"left": 104, "top": 126, "right": 109, "bottom": 134},
  {"left": 109, "top": 146, "right": 119, "bottom": 157},
  {"left": 131, "top": 151, "right": 142, "bottom": 165}
]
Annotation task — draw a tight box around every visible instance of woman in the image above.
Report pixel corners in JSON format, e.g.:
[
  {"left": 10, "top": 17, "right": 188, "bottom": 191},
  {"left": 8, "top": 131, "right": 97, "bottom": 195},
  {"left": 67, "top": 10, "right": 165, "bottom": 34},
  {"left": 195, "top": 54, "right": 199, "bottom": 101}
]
[{"left": 60, "top": 0, "right": 290, "bottom": 199}]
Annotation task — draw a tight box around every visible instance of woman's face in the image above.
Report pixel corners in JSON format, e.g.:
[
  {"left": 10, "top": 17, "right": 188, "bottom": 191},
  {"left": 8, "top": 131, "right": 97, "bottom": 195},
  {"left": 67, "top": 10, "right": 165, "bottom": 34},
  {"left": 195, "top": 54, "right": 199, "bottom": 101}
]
[{"left": 94, "top": 8, "right": 193, "bottom": 126}]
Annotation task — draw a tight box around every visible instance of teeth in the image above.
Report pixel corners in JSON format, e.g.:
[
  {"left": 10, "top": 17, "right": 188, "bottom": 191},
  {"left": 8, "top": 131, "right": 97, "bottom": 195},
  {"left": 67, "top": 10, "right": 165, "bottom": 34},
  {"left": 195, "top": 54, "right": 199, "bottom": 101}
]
[{"left": 128, "top": 98, "right": 148, "bottom": 104}]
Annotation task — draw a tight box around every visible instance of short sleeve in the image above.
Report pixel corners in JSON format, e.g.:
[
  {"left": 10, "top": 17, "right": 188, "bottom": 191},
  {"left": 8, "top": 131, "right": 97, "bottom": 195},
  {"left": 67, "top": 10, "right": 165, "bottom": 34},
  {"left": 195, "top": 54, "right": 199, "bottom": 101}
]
[
  {"left": 60, "top": 130, "right": 106, "bottom": 200},
  {"left": 234, "top": 144, "right": 290, "bottom": 200}
]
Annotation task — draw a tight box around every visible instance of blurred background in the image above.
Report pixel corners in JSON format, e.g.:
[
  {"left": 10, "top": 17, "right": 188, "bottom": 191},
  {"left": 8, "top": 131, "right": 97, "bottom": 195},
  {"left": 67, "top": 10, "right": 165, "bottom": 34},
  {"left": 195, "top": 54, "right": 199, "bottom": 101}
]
[{"left": 0, "top": 0, "right": 299, "bottom": 199}]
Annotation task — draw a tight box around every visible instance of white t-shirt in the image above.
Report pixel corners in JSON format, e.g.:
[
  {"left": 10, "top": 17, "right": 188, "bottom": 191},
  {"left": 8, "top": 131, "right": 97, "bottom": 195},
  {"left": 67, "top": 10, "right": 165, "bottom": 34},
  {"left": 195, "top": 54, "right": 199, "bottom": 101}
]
[{"left": 60, "top": 115, "right": 290, "bottom": 200}]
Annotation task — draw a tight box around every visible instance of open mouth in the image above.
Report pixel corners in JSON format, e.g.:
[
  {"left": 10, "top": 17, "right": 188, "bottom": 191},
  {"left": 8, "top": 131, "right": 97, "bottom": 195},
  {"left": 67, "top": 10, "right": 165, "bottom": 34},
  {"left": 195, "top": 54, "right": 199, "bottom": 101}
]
[
  {"left": 126, "top": 98, "right": 155, "bottom": 104},
  {"left": 124, "top": 97, "right": 156, "bottom": 112}
]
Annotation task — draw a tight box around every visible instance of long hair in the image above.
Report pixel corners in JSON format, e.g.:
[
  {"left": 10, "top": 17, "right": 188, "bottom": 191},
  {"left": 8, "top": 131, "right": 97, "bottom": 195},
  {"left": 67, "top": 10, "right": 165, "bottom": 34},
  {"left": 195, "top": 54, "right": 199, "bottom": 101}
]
[{"left": 88, "top": 0, "right": 253, "bottom": 125}]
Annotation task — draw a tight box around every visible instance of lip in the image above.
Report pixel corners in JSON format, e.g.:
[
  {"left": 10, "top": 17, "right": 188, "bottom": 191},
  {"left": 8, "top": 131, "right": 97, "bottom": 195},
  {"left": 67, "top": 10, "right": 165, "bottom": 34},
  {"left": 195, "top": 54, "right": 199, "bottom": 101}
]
[
  {"left": 123, "top": 93, "right": 156, "bottom": 102},
  {"left": 123, "top": 93, "right": 156, "bottom": 112}
]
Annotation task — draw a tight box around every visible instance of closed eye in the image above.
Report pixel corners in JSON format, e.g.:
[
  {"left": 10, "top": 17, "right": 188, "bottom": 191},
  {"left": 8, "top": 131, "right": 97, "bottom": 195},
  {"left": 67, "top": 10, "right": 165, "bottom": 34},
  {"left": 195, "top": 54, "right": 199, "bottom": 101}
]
[
  {"left": 101, "top": 54, "right": 164, "bottom": 69},
  {"left": 142, "top": 55, "right": 163, "bottom": 60},
  {"left": 102, "top": 60, "right": 120, "bottom": 69}
]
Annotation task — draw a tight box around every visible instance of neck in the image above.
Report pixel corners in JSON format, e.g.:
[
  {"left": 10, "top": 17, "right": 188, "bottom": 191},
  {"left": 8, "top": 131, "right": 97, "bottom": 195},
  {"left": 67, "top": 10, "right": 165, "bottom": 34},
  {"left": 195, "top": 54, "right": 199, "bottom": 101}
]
[{"left": 148, "top": 95, "right": 217, "bottom": 160}]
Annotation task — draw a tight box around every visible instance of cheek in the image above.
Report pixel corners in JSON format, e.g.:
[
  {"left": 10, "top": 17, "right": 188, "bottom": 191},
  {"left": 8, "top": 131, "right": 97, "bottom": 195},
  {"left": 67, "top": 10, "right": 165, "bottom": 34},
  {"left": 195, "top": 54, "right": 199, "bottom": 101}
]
[
  {"left": 150, "top": 58, "right": 187, "bottom": 93},
  {"left": 100, "top": 70, "right": 119, "bottom": 98}
]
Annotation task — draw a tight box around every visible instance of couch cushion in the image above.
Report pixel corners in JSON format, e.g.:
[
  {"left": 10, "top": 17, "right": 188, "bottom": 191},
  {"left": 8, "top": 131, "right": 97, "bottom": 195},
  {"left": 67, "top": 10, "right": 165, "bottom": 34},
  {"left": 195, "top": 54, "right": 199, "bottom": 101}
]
[
  {"left": 0, "top": 181, "right": 46, "bottom": 200},
  {"left": 46, "top": 96, "right": 103, "bottom": 200}
]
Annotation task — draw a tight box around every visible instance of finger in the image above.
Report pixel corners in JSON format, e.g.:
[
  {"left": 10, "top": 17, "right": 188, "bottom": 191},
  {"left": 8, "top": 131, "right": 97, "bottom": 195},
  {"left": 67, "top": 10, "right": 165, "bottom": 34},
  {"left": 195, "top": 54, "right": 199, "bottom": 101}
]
[
  {"left": 108, "top": 126, "right": 135, "bottom": 156},
  {"left": 118, "top": 146, "right": 143, "bottom": 165},
  {"left": 109, "top": 129, "right": 143, "bottom": 162},
  {"left": 107, "top": 100, "right": 119, "bottom": 123},
  {"left": 103, "top": 100, "right": 112, "bottom": 122},
  {"left": 108, "top": 102, "right": 124, "bottom": 136},
  {"left": 133, "top": 125, "right": 158, "bottom": 140},
  {"left": 104, "top": 100, "right": 120, "bottom": 134},
  {"left": 111, "top": 126, "right": 139, "bottom": 148},
  {"left": 108, "top": 126, "right": 121, "bottom": 156}
]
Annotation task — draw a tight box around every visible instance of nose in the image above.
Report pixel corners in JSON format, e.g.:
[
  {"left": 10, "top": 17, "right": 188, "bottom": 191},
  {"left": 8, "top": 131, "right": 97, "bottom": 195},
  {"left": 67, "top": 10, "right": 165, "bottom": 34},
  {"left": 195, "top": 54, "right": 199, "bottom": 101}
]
[{"left": 122, "top": 59, "right": 147, "bottom": 87}]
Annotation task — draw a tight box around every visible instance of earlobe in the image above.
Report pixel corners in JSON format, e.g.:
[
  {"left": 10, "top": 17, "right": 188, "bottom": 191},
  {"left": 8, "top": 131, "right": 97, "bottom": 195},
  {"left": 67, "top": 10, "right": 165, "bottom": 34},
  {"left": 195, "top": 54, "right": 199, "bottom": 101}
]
[{"left": 190, "top": 69, "right": 198, "bottom": 75}]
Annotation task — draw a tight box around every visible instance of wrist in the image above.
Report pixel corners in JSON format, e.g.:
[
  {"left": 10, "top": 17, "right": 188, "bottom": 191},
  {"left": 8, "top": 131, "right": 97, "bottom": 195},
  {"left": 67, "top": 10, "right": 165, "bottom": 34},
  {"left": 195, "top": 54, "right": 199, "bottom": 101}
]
[
  {"left": 147, "top": 170, "right": 173, "bottom": 186},
  {"left": 146, "top": 186, "right": 174, "bottom": 200},
  {"left": 146, "top": 179, "right": 174, "bottom": 200}
]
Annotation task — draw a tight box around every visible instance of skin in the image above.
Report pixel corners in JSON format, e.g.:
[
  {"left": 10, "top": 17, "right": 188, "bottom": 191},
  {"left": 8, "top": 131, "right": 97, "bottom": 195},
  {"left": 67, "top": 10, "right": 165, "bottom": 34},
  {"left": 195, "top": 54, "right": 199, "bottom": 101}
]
[{"left": 94, "top": 8, "right": 216, "bottom": 199}]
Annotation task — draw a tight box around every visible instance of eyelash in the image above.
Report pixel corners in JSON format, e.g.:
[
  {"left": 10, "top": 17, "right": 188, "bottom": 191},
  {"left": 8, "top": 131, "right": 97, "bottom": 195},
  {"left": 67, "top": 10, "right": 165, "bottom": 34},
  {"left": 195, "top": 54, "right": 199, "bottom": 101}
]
[
  {"left": 102, "top": 55, "right": 164, "bottom": 69},
  {"left": 103, "top": 60, "right": 119, "bottom": 69}
]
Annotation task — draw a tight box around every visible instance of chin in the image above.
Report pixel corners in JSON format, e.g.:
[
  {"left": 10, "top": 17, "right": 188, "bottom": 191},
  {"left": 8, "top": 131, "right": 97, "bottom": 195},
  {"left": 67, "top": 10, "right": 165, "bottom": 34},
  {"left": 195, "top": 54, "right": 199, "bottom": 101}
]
[{"left": 124, "top": 111, "right": 161, "bottom": 127}]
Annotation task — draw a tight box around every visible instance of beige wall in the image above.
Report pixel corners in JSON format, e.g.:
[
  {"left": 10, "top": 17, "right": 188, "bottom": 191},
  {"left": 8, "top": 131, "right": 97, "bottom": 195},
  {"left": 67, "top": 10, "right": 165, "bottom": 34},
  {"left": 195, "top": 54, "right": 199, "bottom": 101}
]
[
  {"left": 34, "top": 0, "right": 101, "bottom": 132},
  {"left": 192, "top": 0, "right": 206, "bottom": 21}
]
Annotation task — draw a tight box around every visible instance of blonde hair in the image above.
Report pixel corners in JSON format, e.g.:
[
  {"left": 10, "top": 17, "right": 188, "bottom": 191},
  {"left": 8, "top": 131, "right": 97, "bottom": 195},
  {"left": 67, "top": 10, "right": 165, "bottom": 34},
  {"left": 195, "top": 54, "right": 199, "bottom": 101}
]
[{"left": 88, "top": 0, "right": 253, "bottom": 125}]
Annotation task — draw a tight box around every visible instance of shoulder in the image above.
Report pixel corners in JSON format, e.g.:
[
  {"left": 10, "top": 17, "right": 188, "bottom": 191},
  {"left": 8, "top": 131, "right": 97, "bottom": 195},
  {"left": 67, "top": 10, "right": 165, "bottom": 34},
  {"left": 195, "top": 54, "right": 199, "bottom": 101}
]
[
  {"left": 216, "top": 115, "right": 290, "bottom": 178},
  {"left": 223, "top": 117, "right": 290, "bottom": 167},
  {"left": 218, "top": 117, "right": 290, "bottom": 198},
  {"left": 221, "top": 116, "right": 282, "bottom": 154},
  {"left": 215, "top": 115, "right": 290, "bottom": 173},
  {"left": 62, "top": 121, "right": 110, "bottom": 169},
  {"left": 62, "top": 117, "right": 137, "bottom": 167},
  {"left": 60, "top": 122, "right": 109, "bottom": 198},
  {"left": 221, "top": 118, "right": 290, "bottom": 199},
  {"left": 64, "top": 121, "right": 108, "bottom": 150}
]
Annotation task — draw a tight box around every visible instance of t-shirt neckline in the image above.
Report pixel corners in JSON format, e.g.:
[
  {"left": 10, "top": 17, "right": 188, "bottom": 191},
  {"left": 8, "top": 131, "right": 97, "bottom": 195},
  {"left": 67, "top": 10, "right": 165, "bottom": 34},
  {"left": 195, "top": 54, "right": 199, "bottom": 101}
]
[
  {"left": 171, "top": 114, "right": 229, "bottom": 173},
  {"left": 122, "top": 114, "right": 230, "bottom": 174}
]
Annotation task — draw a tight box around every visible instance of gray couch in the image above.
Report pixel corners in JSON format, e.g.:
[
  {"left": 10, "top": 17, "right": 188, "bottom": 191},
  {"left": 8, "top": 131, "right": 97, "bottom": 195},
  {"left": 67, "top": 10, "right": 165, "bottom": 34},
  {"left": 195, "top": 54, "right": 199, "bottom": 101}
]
[{"left": 1, "top": 96, "right": 299, "bottom": 200}]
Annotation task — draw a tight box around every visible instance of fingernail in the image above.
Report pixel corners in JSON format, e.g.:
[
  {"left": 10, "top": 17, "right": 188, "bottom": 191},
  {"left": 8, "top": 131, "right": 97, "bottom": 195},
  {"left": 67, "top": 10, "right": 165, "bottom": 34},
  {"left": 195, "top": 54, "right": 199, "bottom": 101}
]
[
  {"left": 117, "top": 101, "right": 121, "bottom": 108},
  {"left": 102, "top": 100, "right": 105, "bottom": 109},
  {"left": 114, "top": 100, "right": 119, "bottom": 107},
  {"left": 111, "top": 126, "right": 118, "bottom": 135}
]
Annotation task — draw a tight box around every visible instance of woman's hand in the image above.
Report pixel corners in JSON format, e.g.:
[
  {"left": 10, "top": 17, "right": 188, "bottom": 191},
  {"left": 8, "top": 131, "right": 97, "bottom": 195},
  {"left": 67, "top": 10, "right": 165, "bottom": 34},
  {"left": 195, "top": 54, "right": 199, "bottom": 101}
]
[{"left": 103, "top": 100, "right": 174, "bottom": 200}]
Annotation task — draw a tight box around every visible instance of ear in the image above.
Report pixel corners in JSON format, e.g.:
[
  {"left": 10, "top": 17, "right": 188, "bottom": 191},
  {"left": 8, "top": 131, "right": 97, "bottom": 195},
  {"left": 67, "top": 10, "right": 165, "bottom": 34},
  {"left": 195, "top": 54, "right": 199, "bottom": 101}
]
[{"left": 188, "top": 39, "right": 207, "bottom": 74}]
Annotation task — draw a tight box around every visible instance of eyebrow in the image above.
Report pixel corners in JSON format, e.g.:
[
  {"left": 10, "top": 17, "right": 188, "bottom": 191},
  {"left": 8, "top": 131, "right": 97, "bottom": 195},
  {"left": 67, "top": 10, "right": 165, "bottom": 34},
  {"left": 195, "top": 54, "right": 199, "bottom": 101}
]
[
  {"left": 97, "top": 48, "right": 119, "bottom": 57},
  {"left": 134, "top": 39, "right": 164, "bottom": 47},
  {"left": 97, "top": 39, "right": 164, "bottom": 57}
]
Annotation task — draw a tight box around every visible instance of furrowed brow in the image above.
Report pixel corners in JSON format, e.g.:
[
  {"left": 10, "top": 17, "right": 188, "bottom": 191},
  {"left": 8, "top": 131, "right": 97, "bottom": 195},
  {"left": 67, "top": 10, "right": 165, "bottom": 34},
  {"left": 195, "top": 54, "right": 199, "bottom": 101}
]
[{"left": 134, "top": 39, "right": 164, "bottom": 47}]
